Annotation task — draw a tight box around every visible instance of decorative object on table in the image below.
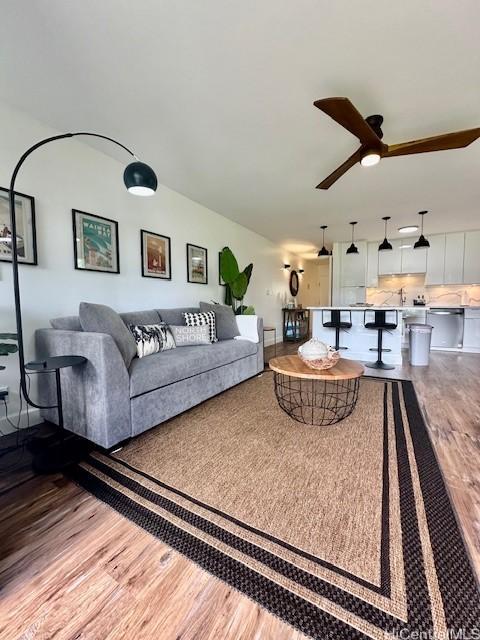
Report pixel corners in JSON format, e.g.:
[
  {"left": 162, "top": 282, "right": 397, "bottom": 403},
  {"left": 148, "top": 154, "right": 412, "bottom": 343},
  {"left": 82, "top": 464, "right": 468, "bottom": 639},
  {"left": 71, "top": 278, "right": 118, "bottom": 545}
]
[
  {"left": 140, "top": 229, "right": 171, "bottom": 279},
  {"left": 186, "top": 243, "right": 208, "bottom": 284},
  {"left": 346, "top": 221, "right": 359, "bottom": 254},
  {"left": 378, "top": 216, "right": 393, "bottom": 251},
  {"left": 313, "top": 95, "right": 480, "bottom": 189},
  {"left": 413, "top": 210, "right": 430, "bottom": 249},
  {"left": 7, "top": 130, "right": 156, "bottom": 473},
  {"left": 72, "top": 209, "right": 120, "bottom": 273},
  {"left": 129, "top": 323, "right": 176, "bottom": 358},
  {"left": 286, "top": 300, "right": 295, "bottom": 309},
  {"left": 282, "top": 307, "right": 310, "bottom": 342},
  {"left": 219, "top": 246, "right": 254, "bottom": 315},
  {"left": 0, "top": 333, "right": 18, "bottom": 371},
  {"left": 169, "top": 324, "right": 211, "bottom": 347},
  {"left": 317, "top": 225, "right": 330, "bottom": 257},
  {"left": 183, "top": 310, "right": 217, "bottom": 342},
  {"left": 298, "top": 338, "right": 340, "bottom": 370},
  {"left": 199, "top": 301, "right": 239, "bottom": 340},
  {"left": 289, "top": 270, "right": 299, "bottom": 296},
  {"left": 0, "top": 188, "right": 37, "bottom": 265},
  {"left": 269, "top": 354, "right": 363, "bottom": 426}
]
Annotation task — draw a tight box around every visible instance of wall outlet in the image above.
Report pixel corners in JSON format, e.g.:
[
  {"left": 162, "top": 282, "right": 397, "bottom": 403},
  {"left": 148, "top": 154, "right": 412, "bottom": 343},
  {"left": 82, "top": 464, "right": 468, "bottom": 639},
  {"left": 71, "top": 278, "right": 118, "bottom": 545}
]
[{"left": 0, "top": 385, "right": 8, "bottom": 399}]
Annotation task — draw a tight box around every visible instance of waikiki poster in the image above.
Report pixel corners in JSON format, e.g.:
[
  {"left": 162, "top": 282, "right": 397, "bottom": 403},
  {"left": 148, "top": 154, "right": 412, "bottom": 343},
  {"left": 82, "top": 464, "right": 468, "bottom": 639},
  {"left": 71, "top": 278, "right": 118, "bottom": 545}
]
[{"left": 73, "top": 209, "right": 119, "bottom": 273}]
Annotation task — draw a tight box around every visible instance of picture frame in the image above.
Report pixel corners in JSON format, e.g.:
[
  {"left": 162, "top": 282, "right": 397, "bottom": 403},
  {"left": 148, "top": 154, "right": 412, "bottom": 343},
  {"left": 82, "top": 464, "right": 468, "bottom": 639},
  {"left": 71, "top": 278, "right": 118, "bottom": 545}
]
[
  {"left": 218, "top": 251, "right": 226, "bottom": 285},
  {"left": 186, "top": 243, "right": 208, "bottom": 284},
  {"left": 141, "top": 229, "right": 172, "bottom": 280},
  {"left": 0, "top": 187, "right": 38, "bottom": 265},
  {"left": 72, "top": 209, "right": 120, "bottom": 274}
]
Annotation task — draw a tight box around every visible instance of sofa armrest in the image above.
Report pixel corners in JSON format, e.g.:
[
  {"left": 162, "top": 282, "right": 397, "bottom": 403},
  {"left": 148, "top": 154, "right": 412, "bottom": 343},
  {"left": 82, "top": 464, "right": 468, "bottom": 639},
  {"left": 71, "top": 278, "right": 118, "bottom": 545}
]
[{"left": 35, "top": 328, "right": 131, "bottom": 448}]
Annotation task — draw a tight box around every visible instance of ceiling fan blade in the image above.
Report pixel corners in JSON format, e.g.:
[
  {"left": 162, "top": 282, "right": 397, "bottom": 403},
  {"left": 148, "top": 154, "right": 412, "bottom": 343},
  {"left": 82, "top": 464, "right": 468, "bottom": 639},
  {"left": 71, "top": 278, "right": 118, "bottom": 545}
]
[
  {"left": 316, "top": 148, "right": 363, "bottom": 190},
  {"left": 314, "top": 97, "right": 382, "bottom": 147},
  {"left": 384, "top": 128, "right": 480, "bottom": 157}
]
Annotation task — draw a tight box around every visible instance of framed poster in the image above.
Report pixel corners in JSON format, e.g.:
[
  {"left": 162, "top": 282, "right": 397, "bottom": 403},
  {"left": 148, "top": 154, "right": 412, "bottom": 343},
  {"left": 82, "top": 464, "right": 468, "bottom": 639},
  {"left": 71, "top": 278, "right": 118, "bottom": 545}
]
[
  {"left": 72, "top": 209, "right": 119, "bottom": 273},
  {"left": 0, "top": 187, "right": 37, "bottom": 265},
  {"left": 141, "top": 229, "right": 171, "bottom": 280},
  {"left": 218, "top": 251, "right": 226, "bottom": 285},
  {"left": 186, "top": 243, "right": 208, "bottom": 284}
]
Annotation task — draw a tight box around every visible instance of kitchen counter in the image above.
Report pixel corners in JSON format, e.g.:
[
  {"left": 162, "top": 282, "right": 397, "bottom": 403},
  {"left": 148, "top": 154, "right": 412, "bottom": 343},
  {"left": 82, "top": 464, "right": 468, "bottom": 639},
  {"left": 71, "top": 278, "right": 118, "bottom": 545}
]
[{"left": 307, "top": 305, "right": 430, "bottom": 311}]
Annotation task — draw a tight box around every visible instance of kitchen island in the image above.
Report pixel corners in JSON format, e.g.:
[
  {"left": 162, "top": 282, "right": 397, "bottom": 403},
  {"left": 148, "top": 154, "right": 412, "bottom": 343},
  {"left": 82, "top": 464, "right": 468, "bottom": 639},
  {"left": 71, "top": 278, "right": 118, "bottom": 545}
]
[{"left": 308, "top": 306, "right": 430, "bottom": 365}]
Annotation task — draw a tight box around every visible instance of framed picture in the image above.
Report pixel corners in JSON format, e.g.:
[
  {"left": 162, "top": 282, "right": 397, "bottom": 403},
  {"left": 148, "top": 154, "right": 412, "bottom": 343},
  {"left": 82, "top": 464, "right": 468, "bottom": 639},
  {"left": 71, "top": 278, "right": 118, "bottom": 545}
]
[
  {"left": 72, "top": 209, "right": 119, "bottom": 273},
  {"left": 186, "top": 243, "right": 208, "bottom": 284},
  {"left": 218, "top": 251, "right": 226, "bottom": 285},
  {"left": 141, "top": 229, "right": 171, "bottom": 280},
  {"left": 0, "top": 187, "right": 37, "bottom": 265}
]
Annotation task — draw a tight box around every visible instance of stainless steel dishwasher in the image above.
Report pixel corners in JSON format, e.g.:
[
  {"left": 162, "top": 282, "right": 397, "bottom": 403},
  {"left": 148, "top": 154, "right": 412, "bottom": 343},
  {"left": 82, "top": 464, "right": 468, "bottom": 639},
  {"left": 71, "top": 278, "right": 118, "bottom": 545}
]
[{"left": 427, "top": 308, "right": 464, "bottom": 348}]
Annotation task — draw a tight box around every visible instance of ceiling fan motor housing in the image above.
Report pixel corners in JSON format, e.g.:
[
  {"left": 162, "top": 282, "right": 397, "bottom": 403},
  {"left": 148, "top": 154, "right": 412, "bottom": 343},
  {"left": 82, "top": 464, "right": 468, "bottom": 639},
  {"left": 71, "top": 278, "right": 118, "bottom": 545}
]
[{"left": 365, "top": 115, "right": 384, "bottom": 139}]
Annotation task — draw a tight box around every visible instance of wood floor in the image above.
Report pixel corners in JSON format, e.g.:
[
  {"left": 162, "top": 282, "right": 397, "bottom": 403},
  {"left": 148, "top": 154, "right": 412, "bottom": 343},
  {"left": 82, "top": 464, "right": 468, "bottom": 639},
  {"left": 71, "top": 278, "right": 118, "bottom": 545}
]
[{"left": 0, "top": 343, "right": 479, "bottom": 639}]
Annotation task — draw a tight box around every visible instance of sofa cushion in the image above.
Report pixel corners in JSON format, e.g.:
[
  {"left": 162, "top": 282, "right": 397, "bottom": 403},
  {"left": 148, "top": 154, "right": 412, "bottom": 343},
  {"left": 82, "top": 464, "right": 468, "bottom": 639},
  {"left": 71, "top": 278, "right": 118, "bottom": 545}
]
[
  {"left": 50, "top": 316, "right": 83, "bottom": 331},
  {"left": 200, "top": 302, "right": 239, "bottom": 341},
  {"left": 170, "top": 324, "right": 210, "bottom": 346},
  {"left": 129, "top": 323, "right": 176, "bottom": 358},
  {"left": 120, "top": 309, "right": 161, "bottom": 327},
  {"left": 157, "top": 307, "right": 199, "bottom": 325},
  {"left": 79, "top": 302, "right": 137, "bottom": 368},
  {"left": 129, "top": 339, "right": 257, "bottom": 397}
]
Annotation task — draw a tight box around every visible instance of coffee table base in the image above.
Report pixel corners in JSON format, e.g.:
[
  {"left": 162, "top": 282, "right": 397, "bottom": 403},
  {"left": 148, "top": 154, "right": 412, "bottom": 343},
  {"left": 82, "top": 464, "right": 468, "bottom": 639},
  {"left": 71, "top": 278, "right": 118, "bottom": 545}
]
[{"left": 273, "top": 372, "right": 360, "bottom": 426}]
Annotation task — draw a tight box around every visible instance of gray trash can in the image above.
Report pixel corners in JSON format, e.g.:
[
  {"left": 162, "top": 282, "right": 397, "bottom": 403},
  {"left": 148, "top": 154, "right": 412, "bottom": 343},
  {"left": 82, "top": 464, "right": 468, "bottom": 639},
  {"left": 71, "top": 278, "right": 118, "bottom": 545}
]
[{"left": 408, "top": 323, "right": 433, "bottom": 366}]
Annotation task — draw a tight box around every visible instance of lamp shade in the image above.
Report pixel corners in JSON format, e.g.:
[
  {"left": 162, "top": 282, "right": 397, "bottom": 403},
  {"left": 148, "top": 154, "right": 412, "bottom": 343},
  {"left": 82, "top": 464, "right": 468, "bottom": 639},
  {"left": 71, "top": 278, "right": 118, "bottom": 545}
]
[
  {"left": 124, "top": 161, "right": 158, "bottom": 196},
  {"left": 414, "top": 235, "right": 430, "bottom": 249},
  {"left": 317, "top": 246, "right": 330, "bottom": 257},
  {"left": 346, "top": 243, "right": 359, "bottom": 254}
]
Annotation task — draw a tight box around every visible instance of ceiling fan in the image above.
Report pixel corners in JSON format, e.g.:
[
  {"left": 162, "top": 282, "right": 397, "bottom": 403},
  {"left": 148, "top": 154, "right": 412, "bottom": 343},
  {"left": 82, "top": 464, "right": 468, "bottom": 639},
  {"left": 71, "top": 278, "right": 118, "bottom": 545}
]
[{"left": 314, "top": 97, "right": 480, "bottom": 189}]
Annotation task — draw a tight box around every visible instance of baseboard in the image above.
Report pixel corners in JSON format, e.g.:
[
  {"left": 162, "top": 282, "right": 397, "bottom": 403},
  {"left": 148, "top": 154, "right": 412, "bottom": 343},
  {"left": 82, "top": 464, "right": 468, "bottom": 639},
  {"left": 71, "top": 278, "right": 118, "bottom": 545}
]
[{"left": 0, "top": 407, "right": 42, "bottom": 435}]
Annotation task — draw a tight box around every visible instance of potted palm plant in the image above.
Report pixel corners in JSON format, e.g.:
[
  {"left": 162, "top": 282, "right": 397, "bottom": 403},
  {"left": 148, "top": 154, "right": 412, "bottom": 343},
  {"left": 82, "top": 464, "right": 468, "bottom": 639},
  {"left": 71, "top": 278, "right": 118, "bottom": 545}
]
[{"left": 219, "top": 247, "right": 255, "bottom": 315}]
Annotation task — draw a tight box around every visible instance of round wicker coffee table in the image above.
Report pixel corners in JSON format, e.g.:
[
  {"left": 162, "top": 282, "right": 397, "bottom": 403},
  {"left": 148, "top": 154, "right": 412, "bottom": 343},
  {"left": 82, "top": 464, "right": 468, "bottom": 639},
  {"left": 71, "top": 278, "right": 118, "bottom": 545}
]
[{"left": 269, "top": 355, "right": 364, "bottom": 426}]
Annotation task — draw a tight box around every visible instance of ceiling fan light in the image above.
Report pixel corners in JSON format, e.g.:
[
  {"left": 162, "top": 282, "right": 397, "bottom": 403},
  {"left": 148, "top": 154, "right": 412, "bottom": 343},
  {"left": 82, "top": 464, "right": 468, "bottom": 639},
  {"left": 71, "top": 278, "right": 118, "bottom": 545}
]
[
  {"left": 379, "top": 238, "right": 393, "bottom": 251},
  {"left": 414, "top": 235, "right": 430, "bottom": 249},
  {"left": 360, "top": 151, "right": 381, "bottom": 167}
]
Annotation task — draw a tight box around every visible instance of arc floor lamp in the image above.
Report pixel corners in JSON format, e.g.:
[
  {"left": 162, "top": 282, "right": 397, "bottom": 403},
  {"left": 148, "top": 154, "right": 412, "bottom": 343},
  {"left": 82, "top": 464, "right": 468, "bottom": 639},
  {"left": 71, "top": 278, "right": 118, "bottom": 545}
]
[{"left": 8, "top": 132, "right": 157, "bottom": 472}]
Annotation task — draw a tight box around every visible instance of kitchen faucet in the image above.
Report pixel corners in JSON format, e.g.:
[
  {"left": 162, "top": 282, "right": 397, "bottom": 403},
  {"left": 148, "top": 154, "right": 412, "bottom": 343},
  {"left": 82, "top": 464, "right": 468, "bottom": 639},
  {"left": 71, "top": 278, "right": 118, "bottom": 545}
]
[{"left": 398, "top": 288, "right": 406, "bottom": 306}]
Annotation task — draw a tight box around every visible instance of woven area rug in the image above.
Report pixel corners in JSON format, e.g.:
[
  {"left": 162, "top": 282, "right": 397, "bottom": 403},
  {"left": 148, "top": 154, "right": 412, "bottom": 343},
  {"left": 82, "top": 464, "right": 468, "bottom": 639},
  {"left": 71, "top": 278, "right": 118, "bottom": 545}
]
[{"left": 69, "top": 374, "right": 480, "bottom": 639}]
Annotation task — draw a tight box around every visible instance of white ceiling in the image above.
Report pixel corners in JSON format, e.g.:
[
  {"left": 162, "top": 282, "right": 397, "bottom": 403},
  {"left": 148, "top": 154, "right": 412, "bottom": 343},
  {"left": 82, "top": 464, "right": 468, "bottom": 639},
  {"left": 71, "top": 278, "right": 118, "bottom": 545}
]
[{"left": 2, "top": 0, "right": 479, "bottom": 259}]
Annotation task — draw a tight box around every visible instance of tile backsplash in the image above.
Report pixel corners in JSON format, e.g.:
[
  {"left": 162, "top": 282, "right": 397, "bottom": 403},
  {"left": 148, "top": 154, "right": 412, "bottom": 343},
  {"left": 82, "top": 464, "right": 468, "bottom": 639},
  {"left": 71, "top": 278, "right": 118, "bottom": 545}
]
[{"left": 366, "top": 275, "right": 480, "bottom": 307}]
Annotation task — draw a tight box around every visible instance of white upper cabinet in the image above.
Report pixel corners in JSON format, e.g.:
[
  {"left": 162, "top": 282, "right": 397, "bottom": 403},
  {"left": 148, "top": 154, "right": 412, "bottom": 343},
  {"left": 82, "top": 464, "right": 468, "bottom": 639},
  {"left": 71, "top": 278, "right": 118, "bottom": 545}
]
[
  {"left": 340, "top": 241, "right": 367, "bottom": 287},
  {"left": 444, "top": 232, "right": 465, "bottom": 284},
  {"left": 366, "top": 242, "right": 379, "bottom": 287},
  {"left": 464, "top": 231, "right": 480, "bottom": 284},
  {"left": 378, "top": 239, "right": 402, "bottom": 275},
  {"left": 400, "top": 244, "right": 427, "bottom": 274},
  {"left": 425, "top": 234, "right": 446, "bottom": 285}
]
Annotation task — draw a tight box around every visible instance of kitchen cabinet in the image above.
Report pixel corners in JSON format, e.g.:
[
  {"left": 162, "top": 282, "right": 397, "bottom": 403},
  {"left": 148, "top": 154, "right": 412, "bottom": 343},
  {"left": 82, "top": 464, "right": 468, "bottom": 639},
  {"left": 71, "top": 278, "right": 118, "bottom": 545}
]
[
  {"left": 464, "top": 310, "right": 480, "bottom": 349},
  {"left": 366, "top": 242, "right": 378, "bottom": 287},
  {"left": 378, "top": 239, "right": 402, "bottom": 275},
  {"left": 340, "top": 241, "right": 367, "bottom": 287},
  {"left": 425, "top": 234, "right": 446, "bottom": 285},
  {"left": 463, "top": 231, "right": 480, "bottom": 284},
  {"left": 444, "top": 232, "right": 464, "bottom": 284},
  {"left": 400, "top": 244, "right": 427, "bottom": 274}
]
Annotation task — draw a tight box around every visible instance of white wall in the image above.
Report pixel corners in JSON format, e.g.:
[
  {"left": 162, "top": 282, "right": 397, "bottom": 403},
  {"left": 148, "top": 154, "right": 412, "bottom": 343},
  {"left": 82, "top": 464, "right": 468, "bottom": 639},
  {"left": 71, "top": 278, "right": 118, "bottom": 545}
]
[{"left": 0, "top": 102, "right": 297, "bottom": 431}]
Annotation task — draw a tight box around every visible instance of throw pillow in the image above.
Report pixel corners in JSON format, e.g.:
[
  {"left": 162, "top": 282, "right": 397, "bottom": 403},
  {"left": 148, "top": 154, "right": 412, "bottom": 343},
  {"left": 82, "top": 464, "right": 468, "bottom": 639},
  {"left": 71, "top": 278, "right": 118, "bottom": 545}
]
[
  {"left": 199, "top": 302, "right": 239, "bottom": 341},
  {"left": 170, "top": 325, "right": 211, "bottom": 347},
  {"left": 129, "top": 323, "right": 176, "bottom": 358},
  {"left": 183, "top": 311, "right": 217, "bottom": 343},
  {"left": 79, "top": 302, "right": 137, "bottom": 368}
]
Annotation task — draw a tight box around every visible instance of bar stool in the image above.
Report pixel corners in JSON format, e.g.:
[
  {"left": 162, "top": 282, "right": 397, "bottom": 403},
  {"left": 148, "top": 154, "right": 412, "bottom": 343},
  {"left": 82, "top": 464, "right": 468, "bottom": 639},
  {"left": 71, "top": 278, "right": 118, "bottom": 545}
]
[
  {"left": 364, "top": 310, "right": 398, "bottom": 370},
  {"left": 322, "top": 310, "right": 352, "bottom": 350}
]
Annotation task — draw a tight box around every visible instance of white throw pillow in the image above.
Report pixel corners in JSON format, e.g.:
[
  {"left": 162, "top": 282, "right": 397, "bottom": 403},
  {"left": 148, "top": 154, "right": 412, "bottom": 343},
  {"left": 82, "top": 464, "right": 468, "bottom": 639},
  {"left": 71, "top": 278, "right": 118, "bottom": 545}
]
[{"left": 129, "top": 323, "right": 176, "bottom": 358}]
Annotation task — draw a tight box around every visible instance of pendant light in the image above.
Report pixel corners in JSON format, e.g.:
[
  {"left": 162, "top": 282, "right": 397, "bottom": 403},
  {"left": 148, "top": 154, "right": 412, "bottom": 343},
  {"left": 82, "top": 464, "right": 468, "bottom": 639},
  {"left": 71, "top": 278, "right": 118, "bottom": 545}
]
[
  {"left": 413, "top": 211, "right": 430, "bottom": 249},
  {"left": 346, "top": 221, "right": 359, "bottom": 254},
  {"left": 378, "top": 216, "right": 393, "bottom": 251},
  {"left": 317, "top": 225, "right": 330, "bottom": 256}
]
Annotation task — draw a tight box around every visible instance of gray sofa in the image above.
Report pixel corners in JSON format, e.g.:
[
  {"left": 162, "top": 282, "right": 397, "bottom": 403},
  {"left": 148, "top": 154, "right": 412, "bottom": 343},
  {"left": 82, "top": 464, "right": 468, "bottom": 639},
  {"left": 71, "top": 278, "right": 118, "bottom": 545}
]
[{"left": 35, "top": 307, "right": 264, "bottom": 449}]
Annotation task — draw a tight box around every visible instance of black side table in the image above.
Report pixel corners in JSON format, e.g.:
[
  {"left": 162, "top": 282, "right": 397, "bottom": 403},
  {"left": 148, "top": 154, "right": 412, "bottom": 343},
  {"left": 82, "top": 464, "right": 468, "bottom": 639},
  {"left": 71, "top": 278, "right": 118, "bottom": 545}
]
[{"left": 26, "top": 355, "right": 89, "bottom": 473}]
